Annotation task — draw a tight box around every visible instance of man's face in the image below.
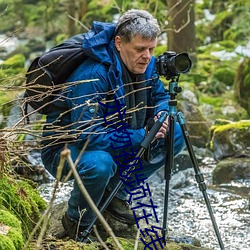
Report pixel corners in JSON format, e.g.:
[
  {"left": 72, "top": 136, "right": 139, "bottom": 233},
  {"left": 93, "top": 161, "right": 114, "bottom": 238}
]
[{"left": 115, "top": 35, "right": 157, "bottom": 74}]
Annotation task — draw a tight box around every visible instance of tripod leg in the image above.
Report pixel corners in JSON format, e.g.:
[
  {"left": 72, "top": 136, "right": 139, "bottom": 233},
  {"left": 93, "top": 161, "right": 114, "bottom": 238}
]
[
  {"left": 161, "top": 113, "right": 175, "bottom": 242},
  {"left": 177, "top": 112, "right": 225, "bottom": 250}
]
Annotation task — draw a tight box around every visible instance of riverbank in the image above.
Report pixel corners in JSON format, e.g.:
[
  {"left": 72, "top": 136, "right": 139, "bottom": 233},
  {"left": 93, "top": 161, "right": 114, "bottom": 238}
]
[{"left": 38, "top": 154, "right": 250, "bottom": 250}]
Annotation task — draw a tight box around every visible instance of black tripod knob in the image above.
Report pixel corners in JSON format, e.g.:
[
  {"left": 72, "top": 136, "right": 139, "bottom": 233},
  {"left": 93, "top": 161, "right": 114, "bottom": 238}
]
[{"left": 174, "top": 86, "right": 182, "bottom": 93}]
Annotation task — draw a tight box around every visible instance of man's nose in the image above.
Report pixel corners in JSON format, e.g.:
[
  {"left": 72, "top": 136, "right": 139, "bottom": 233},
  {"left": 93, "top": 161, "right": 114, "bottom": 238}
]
[{"left": 142, "top": 49, "right": 151, "bottom": 59}]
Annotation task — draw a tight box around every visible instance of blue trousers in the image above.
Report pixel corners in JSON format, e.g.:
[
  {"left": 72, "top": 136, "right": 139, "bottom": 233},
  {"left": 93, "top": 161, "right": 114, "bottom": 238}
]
[{"left": 41, "top": 123, "right": 185, "bottom": 226}]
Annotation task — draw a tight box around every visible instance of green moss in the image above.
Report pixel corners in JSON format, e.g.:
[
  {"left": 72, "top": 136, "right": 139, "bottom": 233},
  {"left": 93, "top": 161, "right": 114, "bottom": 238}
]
[
  {"left": 0, "top": 175, "right": 47, "bottom": 239},
  {"left": 217, "top": 40, "right": 237, "bottom": 51},
  {"left": 0, "top": 209, "right": 21, "bottom": 229},
  {"left": 0, "top": 54, "right": 26, "bottom": 86},
  {"left": 7, "top": 228, "right": 24, "bottom": 249},
  {"left": 213, "top": 120, "right": 250, "bottom": 133},
  {"left": 0, "top": 235, "right": 16, "bottom": 250},
  {"left": 0, "top": 209, "right": 24, "bottom": 249}
]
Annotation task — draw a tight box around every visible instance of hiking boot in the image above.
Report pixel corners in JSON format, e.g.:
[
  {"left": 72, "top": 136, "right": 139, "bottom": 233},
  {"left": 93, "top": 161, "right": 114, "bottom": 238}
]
[
  {"left": 105, "top": 196, "right": 136, "bottom": 225},
  {"left": 61, "top": 213, "right": 97, "bottom": 242}
]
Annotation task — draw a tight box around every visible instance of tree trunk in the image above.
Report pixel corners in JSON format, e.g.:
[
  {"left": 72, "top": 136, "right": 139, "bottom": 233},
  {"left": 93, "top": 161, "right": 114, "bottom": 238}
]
[
  {"left": 167, "top": 0, "right": 196, "bottom": 62},
  {"left": 67, "top": 0, "right": 76, "bottom": 36},
  {"left": 78, "top": 0, "right": 88, "bottom": 20}
]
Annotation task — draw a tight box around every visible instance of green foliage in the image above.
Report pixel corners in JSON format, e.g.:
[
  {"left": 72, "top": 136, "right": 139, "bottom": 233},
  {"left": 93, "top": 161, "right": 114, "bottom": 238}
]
[
  {"left": 199, "top": 95, "right": 224, "bottom": 107},
  {"left": 199, "top": 91, "right": 248, "bottom": 121},
  {"left": 0, "top": 54, "right": 26, "bottom": 84},
  {"left": 196, "top": 0, "right": 250, "bottom": 47},
  {"left": 213, "top": 67, "right": 235, "bottom": 86},
  {"left": 192, "top": 39, "right": 241, "bottom": 96},
  {"left": 1, "top": 54, "right": 25, "bottom": 69},
  {"left": 209, "top": 10, "right": 234, "bottom": 42}
]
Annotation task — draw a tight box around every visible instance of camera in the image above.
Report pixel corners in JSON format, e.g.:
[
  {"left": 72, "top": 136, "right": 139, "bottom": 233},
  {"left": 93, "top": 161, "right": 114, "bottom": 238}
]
[{"left": 156, "top": 51, "right": 192, "bottom": 79}]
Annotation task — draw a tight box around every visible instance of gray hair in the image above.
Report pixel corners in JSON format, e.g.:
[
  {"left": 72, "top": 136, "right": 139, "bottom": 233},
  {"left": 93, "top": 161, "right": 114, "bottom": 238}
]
[{"left": 115, "top": 9, "right": 161, "bottom": 43}]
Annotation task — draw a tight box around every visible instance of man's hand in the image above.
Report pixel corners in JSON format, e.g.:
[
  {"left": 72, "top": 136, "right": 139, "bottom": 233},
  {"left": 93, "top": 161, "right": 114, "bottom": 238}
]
[{"left": 154, "top": 112, "right": 169, "bottom": 139}]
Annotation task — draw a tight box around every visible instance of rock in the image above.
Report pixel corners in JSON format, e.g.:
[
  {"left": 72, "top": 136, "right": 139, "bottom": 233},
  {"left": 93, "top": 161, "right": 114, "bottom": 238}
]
[
  {"left": 179, "top": 100, "right": 211, "bottom": 148},
  {"left": 181, "top": 89, "right": 199, "bottom": 105},
  {"left": 170, "top": 168, "right": 193, "bottom": 189},
  {"left": 213, "top": 157, "right": 250, "bottom": 184}
]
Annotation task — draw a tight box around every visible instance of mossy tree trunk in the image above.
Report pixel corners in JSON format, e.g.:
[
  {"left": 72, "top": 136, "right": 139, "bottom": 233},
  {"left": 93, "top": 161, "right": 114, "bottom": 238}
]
[{"left": 234, "top": 57, "right": 250, "bottom": 116}]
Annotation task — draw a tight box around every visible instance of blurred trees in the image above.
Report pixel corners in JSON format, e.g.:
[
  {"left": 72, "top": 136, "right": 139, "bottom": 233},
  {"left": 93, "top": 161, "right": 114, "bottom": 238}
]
[
  {"left": 166, "top": 0, "right": 196, "bottom": 60},
  {"left": 0, "top": 0, "right": 249, "bottom": 53}
]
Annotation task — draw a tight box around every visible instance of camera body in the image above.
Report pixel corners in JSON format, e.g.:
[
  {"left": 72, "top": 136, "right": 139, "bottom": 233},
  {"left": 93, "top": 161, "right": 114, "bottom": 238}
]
[{"left": 156, "top": 51, "right": 192, "bottom": 79}]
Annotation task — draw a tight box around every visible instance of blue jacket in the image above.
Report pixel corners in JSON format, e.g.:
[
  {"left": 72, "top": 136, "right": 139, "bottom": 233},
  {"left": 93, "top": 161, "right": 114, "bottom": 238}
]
[{"left": 44, "top": 21, "right": 170, "bottom": 154}]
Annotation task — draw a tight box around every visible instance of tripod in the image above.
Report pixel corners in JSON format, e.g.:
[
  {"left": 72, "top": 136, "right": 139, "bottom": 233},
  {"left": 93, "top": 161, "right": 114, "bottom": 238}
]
[
  {"left": 82, "top": 77, "right": 225, "bottom": 250},
  {"left": 162, "top": 77, "right": 225, "bottom": 249},
  {"left": 81, "top": 110, "right": 169, "bottom": 241}
]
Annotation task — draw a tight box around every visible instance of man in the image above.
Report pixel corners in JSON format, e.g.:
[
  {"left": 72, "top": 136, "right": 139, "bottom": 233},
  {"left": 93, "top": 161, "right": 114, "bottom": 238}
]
[{"left": 41, "top": 9, "right": 185, "bottom": 241}]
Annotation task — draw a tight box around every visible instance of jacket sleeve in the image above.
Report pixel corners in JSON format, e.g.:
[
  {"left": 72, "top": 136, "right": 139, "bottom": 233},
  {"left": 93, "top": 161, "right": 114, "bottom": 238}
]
[{"left": 65, "top": 60, "right": 146, "bottom": 154}]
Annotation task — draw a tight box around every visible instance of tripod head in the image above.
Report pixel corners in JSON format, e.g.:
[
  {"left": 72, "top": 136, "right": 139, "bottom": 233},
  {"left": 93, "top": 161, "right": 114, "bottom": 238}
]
[{"left": 168, "top": 76, "right": 182, "bottom": 100}]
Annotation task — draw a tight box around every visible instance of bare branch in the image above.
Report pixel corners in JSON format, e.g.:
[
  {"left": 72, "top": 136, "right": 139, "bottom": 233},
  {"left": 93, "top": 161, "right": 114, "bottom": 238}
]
[{"left": 62, "top": 148, "right": 124, "bottom": 250}]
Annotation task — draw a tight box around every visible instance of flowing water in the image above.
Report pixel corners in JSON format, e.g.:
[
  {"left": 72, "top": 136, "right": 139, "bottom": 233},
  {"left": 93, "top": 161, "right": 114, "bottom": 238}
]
[
  {"left": 38, "top": 156, "right": 250, "bottom": 250},
  {"left": 145, "top": 157, "right": 250, "bottom": 250}
]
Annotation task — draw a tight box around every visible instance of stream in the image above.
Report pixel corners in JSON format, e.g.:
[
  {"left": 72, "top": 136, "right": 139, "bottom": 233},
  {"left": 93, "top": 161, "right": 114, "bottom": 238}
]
[{"left": 38, "top": 155, "right": 250, "bottom": 250}]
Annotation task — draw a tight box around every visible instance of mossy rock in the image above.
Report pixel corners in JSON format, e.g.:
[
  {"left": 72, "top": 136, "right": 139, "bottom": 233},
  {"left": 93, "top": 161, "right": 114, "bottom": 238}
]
[
  {"left": 209, "top": 120, "right": 250, "bottom": 160},
  {"left": 0, "top": 209, "right": 24, "bottom": 250},
  {"left": 0, "top": 174, "right": 47, "bottom": 239}
]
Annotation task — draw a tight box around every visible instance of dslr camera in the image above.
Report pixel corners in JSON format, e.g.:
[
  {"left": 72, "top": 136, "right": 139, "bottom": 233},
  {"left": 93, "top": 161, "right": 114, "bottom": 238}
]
[{"left": 156, "top": 51, "right": 192, "bottom": 79}]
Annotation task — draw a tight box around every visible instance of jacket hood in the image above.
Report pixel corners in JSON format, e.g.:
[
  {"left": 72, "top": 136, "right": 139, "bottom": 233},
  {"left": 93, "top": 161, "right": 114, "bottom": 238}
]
[{"left": 82, "top": 21, "right": 116, "bottom": 65}]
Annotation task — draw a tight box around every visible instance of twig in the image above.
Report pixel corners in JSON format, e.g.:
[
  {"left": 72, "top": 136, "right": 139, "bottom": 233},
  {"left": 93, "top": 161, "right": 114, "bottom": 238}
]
[
  {"left": 134, "top": 229, "right": 140, "bottom": 250},
  {"left": 93, "top": 225, "right": 109, "bottom": 250},
  {"left": 61, "top": 148, "right": 124, "bottom": 250},
  {"left": 68, "top": 14, "right": 89, "bottom": 31}
]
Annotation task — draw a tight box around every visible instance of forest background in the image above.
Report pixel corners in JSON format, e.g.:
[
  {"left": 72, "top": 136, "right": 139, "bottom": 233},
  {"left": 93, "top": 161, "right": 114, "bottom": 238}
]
[{"left": 0, "top": 0, "right": 250, "bottom": 125}]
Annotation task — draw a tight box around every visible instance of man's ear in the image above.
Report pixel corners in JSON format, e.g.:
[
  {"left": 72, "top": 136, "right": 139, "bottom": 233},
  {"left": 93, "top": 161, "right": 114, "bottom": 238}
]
[{"left": 115, "top": 36, "right": 122, "bottom": 51}]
